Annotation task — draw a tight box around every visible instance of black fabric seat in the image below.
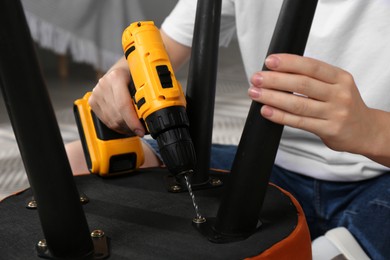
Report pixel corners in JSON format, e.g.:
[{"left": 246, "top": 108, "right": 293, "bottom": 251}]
[{"left": 0, "top": 168, "right": 300, "bottom": 259}]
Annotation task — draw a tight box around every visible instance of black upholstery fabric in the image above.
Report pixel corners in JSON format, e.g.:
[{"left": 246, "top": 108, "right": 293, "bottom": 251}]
[{"left": 0, "top": 168, "right": 298, "bottom": 259}]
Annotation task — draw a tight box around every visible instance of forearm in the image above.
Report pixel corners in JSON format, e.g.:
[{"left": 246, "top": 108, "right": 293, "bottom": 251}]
[
  {"left": 160, "top": 29, "right": 191, "bottom": 71},
  {"left": 105, "top": 56, "right": 129, "bottom": 75}
]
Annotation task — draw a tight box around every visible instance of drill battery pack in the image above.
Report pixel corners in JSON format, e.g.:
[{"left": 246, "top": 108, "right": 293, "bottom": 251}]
[{"left": 73, "top": 92, "right": 144, "bottom": 176}]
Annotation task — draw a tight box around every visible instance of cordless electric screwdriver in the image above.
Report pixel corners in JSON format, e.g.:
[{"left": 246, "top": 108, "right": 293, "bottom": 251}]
[
  {"left": 122, "top": 21, "right": 196, "bottom": 177},
  {"left": 74, "top": 21, "right": 196, "bottom": 178},
  {"left": 74, "top": 21, "right": 202, "bottom": 221}
]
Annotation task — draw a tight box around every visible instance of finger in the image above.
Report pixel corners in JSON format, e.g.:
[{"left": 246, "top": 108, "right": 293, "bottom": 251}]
[
  {"left": 260, "top": 105, "right": 327, "bottom": 134},
  {"left": 88, "top": 84, "right": 109, "bottom": 122},
  {"left": 265, "top": 54, "right": 342, "bottom": 84},
  {"left": 112, "top": 84, "right": 146, "bottom": 137},
  {"left": 97, "top": 70, "right": 146, "bottom": 136},
  {"left": 90, "top": 94, "right": 127, "bottom": 132},
  {"left": 251, "top": 71, "right": 330, "bottom": 101},
  {"left": 249, "top": 86, "right": 328, "bottom": 119},
  {"left": 89, "top": 78, "right": 132, "bottom": 134}
]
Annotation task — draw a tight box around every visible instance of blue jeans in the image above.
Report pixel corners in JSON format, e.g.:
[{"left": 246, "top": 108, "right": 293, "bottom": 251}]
[
  {"left": 270, "top": 165, "right": 390, "bottom": 260},
  {"left": 146, "top": 140, "right": 390, "bottom": 259}
]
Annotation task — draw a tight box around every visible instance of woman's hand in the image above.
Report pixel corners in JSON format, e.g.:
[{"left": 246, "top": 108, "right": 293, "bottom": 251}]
[
  {"left": 248, "top": 53, "right": 381, "bottom": 157},
  {"left": 87, "top": 30, "right": 190, "bottom": 137},
  {"left": 88, "top": 57, "right": 146, "bottom": 137}
]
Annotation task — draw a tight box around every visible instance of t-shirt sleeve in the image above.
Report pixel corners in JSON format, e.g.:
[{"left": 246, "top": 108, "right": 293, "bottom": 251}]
[{"left": 161, "top": 0, "right": 236, "bottom": 47}]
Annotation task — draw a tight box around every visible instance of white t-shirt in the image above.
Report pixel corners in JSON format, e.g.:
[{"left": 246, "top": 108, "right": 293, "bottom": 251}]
[{"left": 161, "top": 0, "right": 390, "bottom": 181}]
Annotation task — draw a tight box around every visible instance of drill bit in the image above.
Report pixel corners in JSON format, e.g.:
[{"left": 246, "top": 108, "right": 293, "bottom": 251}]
[{"left": 183, "top": 173, "right": 206, "bottom": 224}]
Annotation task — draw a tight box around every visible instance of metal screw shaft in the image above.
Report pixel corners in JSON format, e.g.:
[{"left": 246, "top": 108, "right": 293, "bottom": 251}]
[{"left": 184, "top": 175, "right": 203, "bottom": 220}]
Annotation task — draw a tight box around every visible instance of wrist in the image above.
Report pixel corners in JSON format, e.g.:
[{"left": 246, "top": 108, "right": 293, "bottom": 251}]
[
  {"left": 360, "top": 108, "right": 390, "bottom": 167},
  {"left": 107, "top": 57, "right": 128, "bottom": 74}
]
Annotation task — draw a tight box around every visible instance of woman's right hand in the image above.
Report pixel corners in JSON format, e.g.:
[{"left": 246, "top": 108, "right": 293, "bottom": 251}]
[
  {"left": 88, "top": 57, "right": 146, "bottom": 137},
  {"left": 87, "top": 29, "right": 190, "bottom": 138}
]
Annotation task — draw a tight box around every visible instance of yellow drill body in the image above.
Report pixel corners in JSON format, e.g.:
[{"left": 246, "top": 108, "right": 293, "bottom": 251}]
[
  {"left": 122, "top": 21, "right": 186, "bottom": 127},
  {"left": 122, "top": 21, "right": 196, "bottom": 176}
]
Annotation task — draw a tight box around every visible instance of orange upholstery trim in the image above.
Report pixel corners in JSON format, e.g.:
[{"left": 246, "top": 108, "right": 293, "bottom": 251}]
[
  {"left": 0, "top": 188, "right": 29, "bottom": 202},
  {"left": 247, "top": 183, "right": 312, "bottom": 260},
  {"left": 209, "top": 167, "right": 230, "bottom": 173}
]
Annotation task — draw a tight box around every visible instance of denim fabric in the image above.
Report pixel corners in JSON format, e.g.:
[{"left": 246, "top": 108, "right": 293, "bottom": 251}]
[
  {"left": 270, "top": 165, "right": 390, "bottom": 260},
  {"left": 144, "top": 139, "right": 238, "bottom": 171},
  {"left": 146, "top": 139, "right": 389, "bottom": 259}
]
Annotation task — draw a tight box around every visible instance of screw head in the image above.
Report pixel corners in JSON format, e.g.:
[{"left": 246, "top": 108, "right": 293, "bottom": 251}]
[
  {"left": 210, "top": 178, "right": 222, "bottom": 186},
  {"left": 170, "top": 185, "right": 182, "bottom": 192},
  {"left": 37, "top": 239, "right": 47, "bottom": 249},
  {"left": 192, "top": 216, "right": 206, "bottom": 224},
  {"left": 79, "top": 193, "right": 89, "bottom": 204},
  {"left": 26, "top": 200, "right": 37, "bottom": 209},
  {"left": 91, "top": 230, "right": 105, "bottom": 238}
]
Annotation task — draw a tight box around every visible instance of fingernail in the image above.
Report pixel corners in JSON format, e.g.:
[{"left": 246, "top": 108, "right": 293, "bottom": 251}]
[
  {"left": 248, "top": 87, "right": 261, "bottom": 98},
  {"left": 261, "top": 106, "right": 273, "bottom": 117},
  {"left": 253, "top": 74, "right": 263, "bottom": 86},
  {"left": 265, "top": 55, "right": 280, "bottom": 69}
]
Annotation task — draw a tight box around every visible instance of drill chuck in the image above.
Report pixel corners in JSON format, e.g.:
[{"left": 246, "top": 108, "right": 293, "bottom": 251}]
[{"left": 145, "top": 106, "right": 196, "bottom": 175}]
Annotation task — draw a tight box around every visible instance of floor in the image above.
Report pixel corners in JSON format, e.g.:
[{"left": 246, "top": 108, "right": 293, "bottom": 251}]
[{"left": 0, "top": 41, "right": 249, "bottom": 200}]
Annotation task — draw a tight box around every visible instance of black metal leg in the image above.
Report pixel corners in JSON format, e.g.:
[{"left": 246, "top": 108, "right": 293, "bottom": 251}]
[
  {"left": 213, "top": 0, "right": 319, "bottom": 240},
  {"left": 186, "top": 0, "right": 222, "bottom": 185},
  {"left": 0, "top": 0, "right": 94, "bottom": 258}
]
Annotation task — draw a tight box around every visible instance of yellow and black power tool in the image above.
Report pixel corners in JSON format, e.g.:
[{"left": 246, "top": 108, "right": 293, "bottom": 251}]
[{"left": 74, "top": 21, "right": 196, "bottom": 177}]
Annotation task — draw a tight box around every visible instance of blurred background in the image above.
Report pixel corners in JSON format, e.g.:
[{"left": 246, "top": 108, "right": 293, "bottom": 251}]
[{"left": 0, "top": 0, "right": 248, "bottom": 200}]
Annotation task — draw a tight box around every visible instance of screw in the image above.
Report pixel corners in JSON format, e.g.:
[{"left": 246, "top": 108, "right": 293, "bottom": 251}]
[
  {"left": 210, "top": 178, "right": 222, "bottom": 186},
  {"left": 37, "top": 239, "right": 47, "bottom": 250},
  {"left": 26, "top": 199, "right": 37, "bottom": 209},
  {"left": 192, "top": 216, "right": 206, "bottom": 224},
  {"left": 170, "top": 184, "right": 182, "bottom": 192},
  {"left": 91, "top": 230, "right": 105, "bottom": 238},
  {"left": 79, "top": 193, "right": 89, "bottom": 204}
]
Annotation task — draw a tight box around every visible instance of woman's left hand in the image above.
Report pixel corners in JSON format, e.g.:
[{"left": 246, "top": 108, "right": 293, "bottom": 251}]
[{"left": 248, "top": 53, "right": 376, "bottom": 155}]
